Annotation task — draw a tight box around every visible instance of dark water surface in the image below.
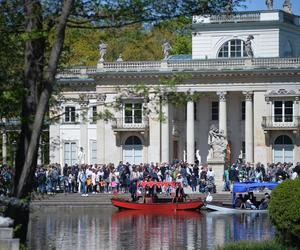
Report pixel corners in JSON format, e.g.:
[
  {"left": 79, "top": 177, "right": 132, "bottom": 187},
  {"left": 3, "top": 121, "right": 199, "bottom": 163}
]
[{"left": 27, "top": 206, "right": 275, "bottom": 250}]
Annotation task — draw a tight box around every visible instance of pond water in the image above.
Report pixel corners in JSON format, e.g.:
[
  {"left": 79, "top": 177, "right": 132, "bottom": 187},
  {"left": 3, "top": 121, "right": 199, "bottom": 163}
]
[{"left": 27, "top": 206, "right": 275, "bottom": 250}]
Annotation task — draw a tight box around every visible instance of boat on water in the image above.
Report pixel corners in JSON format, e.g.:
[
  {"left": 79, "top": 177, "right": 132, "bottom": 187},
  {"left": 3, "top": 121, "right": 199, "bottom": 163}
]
[{"left": 111, "top": 181, "right": 205, "bottom": 211}]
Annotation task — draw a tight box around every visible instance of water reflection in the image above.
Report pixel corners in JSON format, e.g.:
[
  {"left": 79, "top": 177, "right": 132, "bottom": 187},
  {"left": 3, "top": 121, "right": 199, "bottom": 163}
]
[{"left": 27, "top": 207, "right": 275, "bottom": 250}]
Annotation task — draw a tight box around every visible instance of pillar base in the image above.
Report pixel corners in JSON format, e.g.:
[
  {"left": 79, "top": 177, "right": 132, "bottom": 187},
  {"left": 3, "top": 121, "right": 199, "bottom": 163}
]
[{"left": 207, "top": 158, "right": 225, "bottom": 192}]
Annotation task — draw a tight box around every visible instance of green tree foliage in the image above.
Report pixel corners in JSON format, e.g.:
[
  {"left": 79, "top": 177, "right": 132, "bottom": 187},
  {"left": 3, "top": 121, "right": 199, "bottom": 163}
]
[
  {"left": 268, "top": 178, "right": 300, "bottom": 247},
  {"left": 0, "top": 2, "right": 24, "bottom": 120},
  {"left": 61, "top": 17, "right": 192, "bottom": 66}
]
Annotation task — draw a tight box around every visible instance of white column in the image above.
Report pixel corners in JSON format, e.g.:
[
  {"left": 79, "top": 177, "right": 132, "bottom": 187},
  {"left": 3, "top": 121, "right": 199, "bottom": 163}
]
[
  {"left": 186, "top": 100, "right": 195, "bottom": 163},
  {"left": 217, "top": 91, "right": 227, "bottom": 136},
  {"left": 80, "top": 102, "right": 88, "bottom": 164},
  {"left": 161, "top": 101, "right": 170, "bottom": 162},
  {"left": 243, "top": 91, "right": 254, "bottom": 163},
  {"left": 96, "top": 94, "right": 106, "bottom": 163},
  {"left": 2, "top": 129, "right": 7, "bottom": 165},
  {"left": 37, "top": 137, "right": 42, "bottom": 165}
]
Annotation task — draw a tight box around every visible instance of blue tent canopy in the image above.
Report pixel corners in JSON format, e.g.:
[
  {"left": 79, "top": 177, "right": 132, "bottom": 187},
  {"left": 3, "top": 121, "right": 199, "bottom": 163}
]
[
  {"left": 231, "top": 182, "right": 279, "bottom": 208},
  {"left": 233, "top": 182, "right": 279, "bottom": 193}
]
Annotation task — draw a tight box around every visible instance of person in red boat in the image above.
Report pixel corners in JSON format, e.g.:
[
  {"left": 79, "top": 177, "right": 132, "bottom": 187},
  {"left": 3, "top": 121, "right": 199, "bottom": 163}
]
[{"left": 173, "top": 183, "right": 186, "bottom": 203}]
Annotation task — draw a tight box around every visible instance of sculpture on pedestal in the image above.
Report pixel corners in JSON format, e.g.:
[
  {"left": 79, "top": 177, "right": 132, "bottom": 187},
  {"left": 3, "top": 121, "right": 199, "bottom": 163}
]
[
  {"left": 245, "top": 35, "right": 254, "bottom": 58},
  {"left": 196, "top": 149, "right": 201, "bottom": 164},
  {"left": 77, "top": 147, "right": 85, "bottom": 165},
  {"left": 283, "top": 0, "right": 292, "bottom": 14},
  {"left": 99, "top": 41, "right": 107, "bottom": 62},
  {"left": 207, "top": 125, "right": 228, "bottom": 160},
  {"left": 265, "top": 0, "right": 273, "bottom": 10},
  {"left": 162, "top": 40, "right": 171, "bottom": 60}
]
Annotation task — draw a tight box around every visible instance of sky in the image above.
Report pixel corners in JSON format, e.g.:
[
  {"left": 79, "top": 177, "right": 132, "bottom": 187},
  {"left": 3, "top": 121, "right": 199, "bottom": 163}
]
[{"left": 240, "top": 0, "right": 300, "bottom": 16}]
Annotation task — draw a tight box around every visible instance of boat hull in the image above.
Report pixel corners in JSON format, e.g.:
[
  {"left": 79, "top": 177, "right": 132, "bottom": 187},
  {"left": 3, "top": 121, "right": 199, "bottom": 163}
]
[{"left": 111, "top": 198, "right": 204, "bottom": 210}]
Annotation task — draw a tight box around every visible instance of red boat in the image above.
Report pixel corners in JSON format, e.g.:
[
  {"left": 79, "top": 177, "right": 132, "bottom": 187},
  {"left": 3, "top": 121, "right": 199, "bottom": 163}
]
[{"left": 111, "top": 181, "right": 205, "bottom": 211}]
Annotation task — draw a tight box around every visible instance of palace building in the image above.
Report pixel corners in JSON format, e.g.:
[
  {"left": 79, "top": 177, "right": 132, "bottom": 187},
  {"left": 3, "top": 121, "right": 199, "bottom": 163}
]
[{"left": 51, "top": 7, "right": 300, "bottom": 170}]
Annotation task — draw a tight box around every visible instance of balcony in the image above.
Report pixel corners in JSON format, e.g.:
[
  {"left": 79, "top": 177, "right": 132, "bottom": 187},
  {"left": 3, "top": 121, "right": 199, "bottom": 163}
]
[
  {"left": 262, "top": 116, "right": 300, "bottom": 131},
  {"left": 112, "top": 117, "right": 149, "bottom": 132}
]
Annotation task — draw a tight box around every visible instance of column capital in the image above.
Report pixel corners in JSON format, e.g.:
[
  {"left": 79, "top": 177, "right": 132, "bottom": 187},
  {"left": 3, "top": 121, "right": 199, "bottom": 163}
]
[
  {"left": 243, "top": 91, "right": 253, "bottom": 101},
  {"left": 216, "top": 91, "right": 227, "bottom": 102}
]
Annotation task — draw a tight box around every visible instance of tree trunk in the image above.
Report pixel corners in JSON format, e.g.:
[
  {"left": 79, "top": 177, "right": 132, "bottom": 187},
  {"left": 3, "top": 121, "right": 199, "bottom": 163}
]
[{"left": 7, "top": 0, "right": 74, "bottom": 244}]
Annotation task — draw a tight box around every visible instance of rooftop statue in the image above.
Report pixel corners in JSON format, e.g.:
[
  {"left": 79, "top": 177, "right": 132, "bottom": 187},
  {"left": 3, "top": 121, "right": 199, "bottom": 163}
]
[
  {"left": 224, "top": 0, "right": 233, "bottom": 13},
  {"left": 162, "top": 40, "right": 171, "bottom": 60},
  {"left": 265, "top": 0, "right": 273, "bottom": 10},
  {"left": 283, "top": 0, "right": 292, "bottom": 14},
  {"left": 99, "top": 41, "right": 107, "bottom": 62},
  {"left": 245, "top": 35, "right": 254, "bottom": 58}
]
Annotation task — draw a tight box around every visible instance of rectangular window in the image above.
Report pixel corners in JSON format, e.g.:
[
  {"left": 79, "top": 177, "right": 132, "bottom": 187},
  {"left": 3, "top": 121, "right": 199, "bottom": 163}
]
[
  {"left": 124, "top": 103, "right": 142, "bottom": 124},
  {"left": 274, "top": 101, "right": 293, "bottom": 123},
  {"left": 284, "top": 101, "right": 293, "bottom": 122},
  {"left": 90, "top": 141, "right": 97, "bottom": 165},
  {"left": 194, "top": 102, "right": 197, "bottom": 121},
  {"left": 241, "top": 101, "right": 245, "bottom": 120},
  {"left": 274, "top": 101, "right": 283, "bottom": 122},
  {"left": 65, "top": 106, "right": 76, "bottom": 123},
  {"left": 211, "top": 101, "right": 219, "bottom": 121},
  {"left": 64, "top": 142, "right": 77, "bottom": 166},
  {"left": 91, "top": 106, "right": 97, "bottom": 123}
]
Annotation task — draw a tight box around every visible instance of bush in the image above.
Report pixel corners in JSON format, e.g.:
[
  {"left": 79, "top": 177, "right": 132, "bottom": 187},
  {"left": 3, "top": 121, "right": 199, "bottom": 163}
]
[
  {"left": 215, "top": 240, "right": 296, "bottom": 250},
  {"left": 268, "top": 178, "right": 300, "bottom": 247}
]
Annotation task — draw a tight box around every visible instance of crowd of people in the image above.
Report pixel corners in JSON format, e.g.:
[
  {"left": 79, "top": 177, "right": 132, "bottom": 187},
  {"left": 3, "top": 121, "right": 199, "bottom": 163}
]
[
  {"left": 0, "top": 160, "right": 299, "bottom": 197},
  {"left": 0, "top": 165, "right": 13, "bottom": 195},
  {"left": 32, "top": 160, "right": 300, "bottom": 196}
]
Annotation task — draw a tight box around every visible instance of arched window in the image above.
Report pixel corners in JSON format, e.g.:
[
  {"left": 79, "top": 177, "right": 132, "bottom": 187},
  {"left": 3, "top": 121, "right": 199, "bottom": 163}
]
[
  {"left": 123, "top": 136, "right": 143, "bottom": 164},
  {"left": 125, "top": 136, "right": 142, "bottom": 145},
  {"left": 218, "top": 39, "right": 247, "bottom": 58},
  {"left": 283, "top": 41, "right": 293, "bottom": 57},
  {"left": 274, "top": 135, "right": 293, "bottom": 163}
]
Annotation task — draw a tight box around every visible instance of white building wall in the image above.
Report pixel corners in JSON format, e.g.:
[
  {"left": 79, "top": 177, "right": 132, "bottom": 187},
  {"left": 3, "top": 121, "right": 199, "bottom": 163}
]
[
  {"left": 192, "top": 28, "right": 279, "bottom": 59},
  {"left": 279, "top": 27, "right": 300, "bottom": 57},
  {"left": 49, "top": 124, "right": 60, "bottom": 164}
]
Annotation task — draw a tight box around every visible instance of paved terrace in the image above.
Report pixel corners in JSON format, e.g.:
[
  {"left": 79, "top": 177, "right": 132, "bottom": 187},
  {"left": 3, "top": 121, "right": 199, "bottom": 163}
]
[{"left": 57, "top": 57, "right": 300, "bottom": 79}]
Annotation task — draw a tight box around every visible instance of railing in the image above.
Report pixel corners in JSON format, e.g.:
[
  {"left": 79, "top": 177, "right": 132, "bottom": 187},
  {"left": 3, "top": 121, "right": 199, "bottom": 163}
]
[
  {"left": 111, "top": 117, "right": 149, "bottom": 130},
  {"left": 193, "top": 12, "right": 261, "bottom": 24},
  {"left": 252, "top": 57, "right": 300, "bottom": 68},
  {"left": 103, "top": 61, "right": 161, "bottom": 72},
  {"left": 56, "top": 57, "right": 300, "bottom": 77},
  {"left": 210, "top": 12, "right": 261, "bottom": 23},
  {"left": 262, "top": 116, "right": 300, "bottom": 130}
]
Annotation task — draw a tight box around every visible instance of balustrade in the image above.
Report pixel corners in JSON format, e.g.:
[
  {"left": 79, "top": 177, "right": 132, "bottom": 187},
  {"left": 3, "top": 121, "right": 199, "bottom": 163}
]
[
  {"left": 262, "top": 116, "right": 300, "bottom": 131},
  {"left": 57, "top": 57, "right": 300, "bottom": 78}
]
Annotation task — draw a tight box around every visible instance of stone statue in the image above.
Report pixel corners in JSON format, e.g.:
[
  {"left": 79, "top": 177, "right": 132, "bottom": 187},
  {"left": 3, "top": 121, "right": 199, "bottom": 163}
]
[
  {"left": 265, "top": 0, "right": 273, "bottom": 10},
  {"left": 239, "top": 150, "right": 243, "bottom": 159},
  {"left": 99, "top": 41, "right": 107, "bottom": 62},
  {"left": 77, "top": 147, "right": 85, "bottom": 165},
  {"left": 196, "top": 150, "right": 201, "bottom": 164},
  {"left": 162, "top": 40, "right": 171, "bottom": 59},
  {"left": 207, "top": 125, "right": 228, "bottom": 160},
  {"left": 283, "top": 0, "right": 292, "bottom": 14},
  {"left": 245, "top": 35, "right": 254, "bottom": 58},
  {"left": 116, "top": 53, "right": 123, "bottom": 62},
  {"left": 224, "top": 0, "right": 233, "bottom": 13}
]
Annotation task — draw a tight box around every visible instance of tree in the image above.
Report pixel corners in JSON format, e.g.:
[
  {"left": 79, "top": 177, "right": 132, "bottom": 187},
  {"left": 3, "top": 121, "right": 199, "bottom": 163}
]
[{"left": 0, "top": 0, "right": 245, "bottom": 242}]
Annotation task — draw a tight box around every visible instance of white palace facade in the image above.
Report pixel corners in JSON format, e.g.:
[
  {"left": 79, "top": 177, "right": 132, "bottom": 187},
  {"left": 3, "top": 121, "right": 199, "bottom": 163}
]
[{"left": 50, "top": 8, "right": 300, "bottom": 168}]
